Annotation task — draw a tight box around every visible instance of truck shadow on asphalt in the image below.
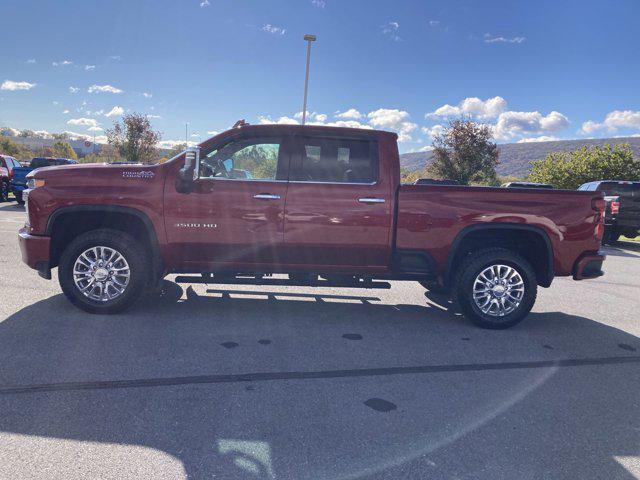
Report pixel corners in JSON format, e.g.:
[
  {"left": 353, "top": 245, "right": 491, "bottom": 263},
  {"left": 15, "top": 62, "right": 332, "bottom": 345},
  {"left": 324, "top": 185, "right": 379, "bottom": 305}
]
[{"left": 0, "top": 286, "right": 639, "bottom": 479}]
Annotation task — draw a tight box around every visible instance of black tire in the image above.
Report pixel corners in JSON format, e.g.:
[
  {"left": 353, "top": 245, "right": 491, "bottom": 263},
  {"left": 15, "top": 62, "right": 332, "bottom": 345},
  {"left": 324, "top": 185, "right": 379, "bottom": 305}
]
[
  {"left": 0, "top": 180, "right": 9, "bottom": 202},
  {"left": 453, "top": 248, "right": 537, "bottom": 329},
  {"left": 58, "top": 229, "right": 150, "bottom": 314},
  {"left": 603, "top": 228, "right": 620, "bottom": 245},
  {"left": 15, "top": 191, "right": 24, "bottom": 205},
  {"left": 419, "top": 280, "right": 450, "bottom": 295}
]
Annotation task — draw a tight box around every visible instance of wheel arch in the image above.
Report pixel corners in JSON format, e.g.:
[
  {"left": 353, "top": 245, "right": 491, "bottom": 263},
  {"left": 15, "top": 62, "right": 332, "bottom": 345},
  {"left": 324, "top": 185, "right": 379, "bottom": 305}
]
[
  {"left": 46, "top": 205, "right": 162, "bottom": 277},
  {"left": 444, "top": 223, "right": 554, "bottom": 288}
]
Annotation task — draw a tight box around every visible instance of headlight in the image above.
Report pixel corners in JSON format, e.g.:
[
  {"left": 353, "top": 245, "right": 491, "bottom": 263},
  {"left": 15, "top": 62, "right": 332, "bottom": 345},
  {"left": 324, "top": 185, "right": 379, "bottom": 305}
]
[{"left": 27, "top": 178, "right": 45, "bottom": 189}]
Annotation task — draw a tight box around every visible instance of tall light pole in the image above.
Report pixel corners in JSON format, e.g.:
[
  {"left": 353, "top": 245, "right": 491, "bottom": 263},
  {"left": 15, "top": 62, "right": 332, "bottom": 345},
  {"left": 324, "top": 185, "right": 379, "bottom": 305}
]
[{"left": 301, "top": 34, "right": 316, "bottom": 125}]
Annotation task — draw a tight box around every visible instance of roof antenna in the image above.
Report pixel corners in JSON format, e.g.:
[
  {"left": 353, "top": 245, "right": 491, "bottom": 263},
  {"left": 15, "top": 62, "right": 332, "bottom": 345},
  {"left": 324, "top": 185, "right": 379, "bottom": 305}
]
[{"left": 232, "top": 119, "right": 248, "bottom": 128}]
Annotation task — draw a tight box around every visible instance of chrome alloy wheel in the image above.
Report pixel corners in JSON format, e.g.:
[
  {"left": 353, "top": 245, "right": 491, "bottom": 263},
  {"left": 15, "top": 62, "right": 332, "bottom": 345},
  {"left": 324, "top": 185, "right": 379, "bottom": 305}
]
[
  {"left": 72, "top": 246, "right": 131, "bottom": 302},
  {"left": 472, "top": 264, "right": 525, "bottom": 317}
]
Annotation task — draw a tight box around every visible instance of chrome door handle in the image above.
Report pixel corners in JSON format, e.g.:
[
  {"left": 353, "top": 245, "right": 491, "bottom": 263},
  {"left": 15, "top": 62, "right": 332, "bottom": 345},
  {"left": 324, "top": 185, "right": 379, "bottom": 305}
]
[
  {"left": 358, "top": 197, "right": 386, "bottom": 204},
  {"left": 253, "top": 193, "right": 281, "bottom": 200}
]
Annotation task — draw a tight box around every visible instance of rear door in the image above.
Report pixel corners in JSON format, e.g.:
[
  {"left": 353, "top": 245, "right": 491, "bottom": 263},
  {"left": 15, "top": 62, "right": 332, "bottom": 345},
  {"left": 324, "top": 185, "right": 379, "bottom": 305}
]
[{"left": 282, "top": 133, "right": 393, "bottom": 271}]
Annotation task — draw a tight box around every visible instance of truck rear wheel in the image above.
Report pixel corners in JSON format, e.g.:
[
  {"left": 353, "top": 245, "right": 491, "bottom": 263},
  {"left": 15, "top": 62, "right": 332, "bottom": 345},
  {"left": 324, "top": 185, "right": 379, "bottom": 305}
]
[
  {"left": 58, "top": 229, "right": 149, "bottom": 314},
  {"left": 454, "top": 248, "right": 537, "bottom": 329},
  {"left": 0, "top": 180, "right": 9, "bottom": 202}
]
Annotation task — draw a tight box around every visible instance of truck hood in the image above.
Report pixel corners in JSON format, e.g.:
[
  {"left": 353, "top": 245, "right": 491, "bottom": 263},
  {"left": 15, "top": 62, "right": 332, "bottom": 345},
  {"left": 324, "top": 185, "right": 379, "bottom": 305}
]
[{"left": 28, "top": 162, "right": 166, "bottom": 189}]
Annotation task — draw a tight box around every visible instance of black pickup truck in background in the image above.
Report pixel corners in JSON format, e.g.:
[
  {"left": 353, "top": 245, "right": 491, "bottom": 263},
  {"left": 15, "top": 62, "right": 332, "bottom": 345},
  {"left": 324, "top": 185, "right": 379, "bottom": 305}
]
[{"left": 579, "top": 180, "right": 640, "bottom": 243}]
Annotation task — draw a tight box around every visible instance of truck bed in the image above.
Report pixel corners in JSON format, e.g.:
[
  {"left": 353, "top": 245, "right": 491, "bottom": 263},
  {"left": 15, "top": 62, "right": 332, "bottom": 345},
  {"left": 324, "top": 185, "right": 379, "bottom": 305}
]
[{"left": 396, "top": 184, "right": 603, "bottom": 278}]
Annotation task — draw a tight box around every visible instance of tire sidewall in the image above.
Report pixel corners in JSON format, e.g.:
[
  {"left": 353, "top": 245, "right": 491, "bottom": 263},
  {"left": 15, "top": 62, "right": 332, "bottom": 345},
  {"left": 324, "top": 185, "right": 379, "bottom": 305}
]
[
  {"left": 457, "top": 251, "right": 537, "bottom": 329},
  {"left": 59, "top": 230, "right": 148, "bottom": 314}
]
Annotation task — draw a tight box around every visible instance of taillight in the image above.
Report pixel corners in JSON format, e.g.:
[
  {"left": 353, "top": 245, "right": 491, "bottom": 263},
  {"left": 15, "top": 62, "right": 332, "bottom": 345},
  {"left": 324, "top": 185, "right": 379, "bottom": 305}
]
[
  {"left": 592, "top": 197, "right": 605, "bottom": 242},
  {"left": 610, "top": 200, "right": 620, "bottom": 215}
]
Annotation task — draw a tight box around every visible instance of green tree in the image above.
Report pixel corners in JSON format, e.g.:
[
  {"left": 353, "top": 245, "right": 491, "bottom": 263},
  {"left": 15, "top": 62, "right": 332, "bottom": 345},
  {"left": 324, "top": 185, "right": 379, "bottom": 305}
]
[
  {"left": 51, "top": 141, "right": 78, "bottom": 160},
  {"left": 528, "top": 144, "right": 640, "bottom": 189},
  {"left": 106, "top": 113, "right": 161, "bottom": 164},
  {"left": 168, "top": 143, "right": 188, "bottom": 158},
  {"left": 429, "top": 119, "right": 499, "bottom": 185},
  {"left": 0, "top": 137, "right": 33, "bottom": 161}
]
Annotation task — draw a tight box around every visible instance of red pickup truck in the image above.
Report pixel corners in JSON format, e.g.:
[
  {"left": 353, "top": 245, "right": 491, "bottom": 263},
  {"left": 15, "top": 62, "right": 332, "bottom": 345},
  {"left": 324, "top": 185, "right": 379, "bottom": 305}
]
[{"left": 18, "top": 124, "right": 606, "bottom": 328}]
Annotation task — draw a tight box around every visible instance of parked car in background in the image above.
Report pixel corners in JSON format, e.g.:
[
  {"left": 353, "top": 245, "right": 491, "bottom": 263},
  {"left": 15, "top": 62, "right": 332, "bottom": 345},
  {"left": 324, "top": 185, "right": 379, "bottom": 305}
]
[
  {"left": 12, "top": 157, "right": 77, "bottom": 205},
  {"left": 20, "top": 124, "right": 606, "bottom": 329},
  {"left": 501, "top": 181, "right": 554, "bottom": 189},
  {"left": 0, "top": 154, "right": 22, "bottom": 202},
  {"left": 579, "top": 180, "right": 640, "bottom": 243}
]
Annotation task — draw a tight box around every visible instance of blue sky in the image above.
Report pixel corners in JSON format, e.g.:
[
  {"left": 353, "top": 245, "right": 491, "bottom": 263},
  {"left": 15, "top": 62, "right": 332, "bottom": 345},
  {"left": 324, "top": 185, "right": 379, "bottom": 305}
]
[{"left": 1, "top": 0, "right": 639, "bottom": 152}]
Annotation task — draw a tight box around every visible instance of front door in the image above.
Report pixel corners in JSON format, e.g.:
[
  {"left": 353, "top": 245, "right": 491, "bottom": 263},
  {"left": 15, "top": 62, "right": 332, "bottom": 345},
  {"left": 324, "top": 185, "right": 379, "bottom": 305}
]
[
  {"left": 164, "top": 132, "right": 292, "bottom": 270},
  {"left": 282, "top": 134, "right": 393, "bottom": 271}
]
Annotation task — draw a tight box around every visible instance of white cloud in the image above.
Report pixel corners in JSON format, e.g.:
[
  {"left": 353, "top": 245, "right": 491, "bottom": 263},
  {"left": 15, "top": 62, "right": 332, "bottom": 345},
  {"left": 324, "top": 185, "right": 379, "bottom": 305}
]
[
  {"left": 109, "top": 55, "right": 122, "bottom": 62},
  {"left": 84, "top": 65, "right": 96, "bottom": 70},
  {"left": 311, "top": 0, "right": 326, "bottom": 7},
  {"left": 159, "top": 139, "right": 197, "bottom": 149},
  {"left": 428, "top": 20, "right": 439, "bottom": 27},
  {"left": 484, "top": 33, "right": 525, "bottom": 44},
  {"left": 52, "top": 60, "right": 73, "bottom": 66},
  {"left": 105, "top": 106, "right": 124, "bottom": 117},
  {"left": 62, "top": 110, "right": 70, "bottom": 114},
  {"left": 516, "top": 136, "right": 560, "bottom": 143},
  {"left": 206, "top": 130, "right": 219, "bottom": 136},
  {"left": 421, "top": 124, "right": 446, "bottom": 139},
  {"left": 427, "top": 96, "right": 507, "bottom": 119},
  {"left": 52, "top": 101, "right": 59, "bottom": 106},
  {"left": 1, "top": 80, "right": 36, "bottom": 91},
  {"left": 580, "top": 110, "right": 640, "bottom": 135},
  {"left": 142, "top": 92, "right": 153, "bottom": 98},
  {"left": 367, "top": 108, "right": 417, "bottom": 141},
  {"left": 262, "top": 24, "right": 286, "bottom": 35},
  {"left": 335, "top": 108, "right": 363, "bottom": 120},
  {"left": 191, "top": 133, "right": 200, "bottom": 138},
  {"left": 67, "top": 117, "right": 100, "bottom": 128},
  {"left": 200, "top": 0, "right": 210, "bottom": 6},
  {"left": 579, "top": 120, "right": 602, "bottom": 135},
  {"left": 258, "top": 115, "right": 299, "bottom": 125},
  {"left": 26, "top": 59, "right": 36, "bottom": 64},
  {"left": 493, "top": 110, "right": 569, "bottom": 141},
  {"left": 146, "top": 114, "right": 162, "bottom": 119},
  {"left": 323, "top": 120, "right": 371, "bottom": 129},
  {"left": 88, "top": 84, "right": 123, "bottom": 94},
  {"left": 382, "top": 21, "right": 402, "bottom": 42},
  {"left": 294, "top": 111, "right": 327, "bottom": 122},
  {"left": 87, "top": 126, "right": 103, "bottom": 132},
  {"left": 68, "top": 86, "right": 80, "bottom": 93}
]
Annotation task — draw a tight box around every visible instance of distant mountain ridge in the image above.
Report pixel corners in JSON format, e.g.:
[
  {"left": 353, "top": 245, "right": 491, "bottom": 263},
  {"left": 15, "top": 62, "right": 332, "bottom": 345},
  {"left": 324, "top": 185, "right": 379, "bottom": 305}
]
[{"left": 400, "top": 136, "right": 640, "bottom": 178}]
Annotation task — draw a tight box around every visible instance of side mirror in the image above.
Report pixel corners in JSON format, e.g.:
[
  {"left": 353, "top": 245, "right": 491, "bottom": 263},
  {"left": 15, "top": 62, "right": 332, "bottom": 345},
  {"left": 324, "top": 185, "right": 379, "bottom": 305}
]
[{"left": 175, "top": 146, "right": 200, "bottom": 194}]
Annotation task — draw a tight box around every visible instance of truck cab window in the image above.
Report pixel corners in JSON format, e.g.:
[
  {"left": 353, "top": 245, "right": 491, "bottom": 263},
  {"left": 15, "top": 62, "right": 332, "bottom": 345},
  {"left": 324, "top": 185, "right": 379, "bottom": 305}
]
[
  {"left": 200, "top": 137, "right": 283, "bottom": 181},
  {"left": 293, "top": 137, "right": 377, "bottom": 183}
]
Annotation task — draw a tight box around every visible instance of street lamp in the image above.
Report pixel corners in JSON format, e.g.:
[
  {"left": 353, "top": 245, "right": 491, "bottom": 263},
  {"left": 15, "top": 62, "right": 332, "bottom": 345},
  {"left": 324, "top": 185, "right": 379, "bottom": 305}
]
[{"left": 301, "top": 34, "right": 317, "bottom": 125}]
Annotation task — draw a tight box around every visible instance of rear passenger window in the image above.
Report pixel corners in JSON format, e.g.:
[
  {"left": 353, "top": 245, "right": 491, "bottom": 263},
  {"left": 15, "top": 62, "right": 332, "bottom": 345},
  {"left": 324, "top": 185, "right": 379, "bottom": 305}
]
[{"left": 293, "top": 137, "right": 377, "bottom": 184}]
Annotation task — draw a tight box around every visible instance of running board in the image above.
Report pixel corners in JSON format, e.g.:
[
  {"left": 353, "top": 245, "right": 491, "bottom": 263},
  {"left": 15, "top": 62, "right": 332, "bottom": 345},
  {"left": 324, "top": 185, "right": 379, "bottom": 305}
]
[{"left": 173, "top": 276, "right": 392, "bottom": 289}]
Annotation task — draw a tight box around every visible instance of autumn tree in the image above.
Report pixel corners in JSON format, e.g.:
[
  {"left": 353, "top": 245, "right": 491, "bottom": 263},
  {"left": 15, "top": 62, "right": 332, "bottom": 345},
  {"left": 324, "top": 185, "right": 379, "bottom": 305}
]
[
  {"left": 429, "top": 119, "right": 499, "bottom": 185},
  {"left": 106, "top": 113, "right": 161, "bottom": 164}
]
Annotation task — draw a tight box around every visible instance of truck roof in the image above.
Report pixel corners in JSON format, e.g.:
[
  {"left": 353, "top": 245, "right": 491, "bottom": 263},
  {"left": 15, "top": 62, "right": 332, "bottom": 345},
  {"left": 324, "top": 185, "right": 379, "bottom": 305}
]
[{"left": 206, "top": 123, "right": 397, "bottom": 141}]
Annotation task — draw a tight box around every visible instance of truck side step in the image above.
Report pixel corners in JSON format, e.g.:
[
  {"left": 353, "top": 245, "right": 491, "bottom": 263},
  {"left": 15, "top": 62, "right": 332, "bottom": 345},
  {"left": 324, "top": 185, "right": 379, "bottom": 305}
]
[{"left": 173, "top": 275, "right": 392, "bottom": 289}]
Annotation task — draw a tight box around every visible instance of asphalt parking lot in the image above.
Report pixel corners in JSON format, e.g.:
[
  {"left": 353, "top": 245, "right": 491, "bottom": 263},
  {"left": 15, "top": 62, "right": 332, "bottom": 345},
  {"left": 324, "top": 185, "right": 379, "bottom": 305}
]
[{"left": 0, "top": 202, "right": 639, "bottom": 480}]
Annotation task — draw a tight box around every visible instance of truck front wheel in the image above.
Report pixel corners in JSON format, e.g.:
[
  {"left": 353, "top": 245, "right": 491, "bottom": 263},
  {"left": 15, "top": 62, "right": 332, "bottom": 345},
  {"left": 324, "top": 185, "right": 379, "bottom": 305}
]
[
  {"left": 454, "top": 248, "right": 537, "bottom": 329},
  {"left": 58, "top": 229, "right": 149, "bottom": 314}
]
